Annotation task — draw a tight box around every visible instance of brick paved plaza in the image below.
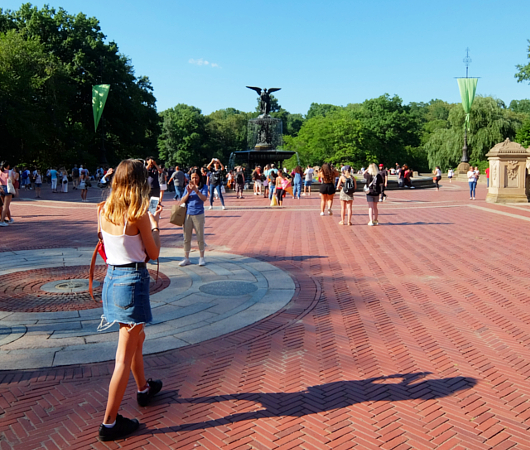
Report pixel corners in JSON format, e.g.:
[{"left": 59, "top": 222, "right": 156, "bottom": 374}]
[{"left": 2, "top": 179, "right": 530, "bottom": 449}]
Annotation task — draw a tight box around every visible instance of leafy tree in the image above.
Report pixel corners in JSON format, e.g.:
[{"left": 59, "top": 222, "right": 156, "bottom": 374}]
[
  {"left": 509, "top": 99, "right": 530, "bottom": 116},
  {"left": 158, "top": 104, "right": 210, "bottom": 167},
  {"left": 515, "top": 119, "right": 530, "bottom": 147},
  {"left": 0, "top": 4, "right": 159, "bottom": 166},
  {"left": 284, "top": 109, "right": 376, "bottom": 167},
  {"left": 207, "top": 108, "right": 251, "bottom": 160},
  {"left": 306, "top": 103, "right": 342, "bottom": 119},
  {"left": 352, "top": 94, "right": 422, "bottom": 167},
  {"left": 424, "top": 96, "right": 524, "bottom": 170}
]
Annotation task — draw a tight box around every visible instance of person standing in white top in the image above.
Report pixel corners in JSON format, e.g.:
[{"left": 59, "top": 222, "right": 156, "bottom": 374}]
[
  {"left": 467, "top": 168, "right": 477, "bottom": 200},
  {"left": 303, "top": 165, "right": 314, "bottom": 196},
  {"left": 97, "top": 159, "right": 163, "bottom": 441}
]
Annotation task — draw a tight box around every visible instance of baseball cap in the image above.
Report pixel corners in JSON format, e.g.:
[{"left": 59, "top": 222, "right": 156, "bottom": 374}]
[{"left": 379, "top": 164, "right": 384, "bottom": 168}]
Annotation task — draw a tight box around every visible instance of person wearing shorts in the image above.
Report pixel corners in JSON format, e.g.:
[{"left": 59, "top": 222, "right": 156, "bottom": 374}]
[{"left": 303, "top": 165, "right": 314, "bottom": 196}]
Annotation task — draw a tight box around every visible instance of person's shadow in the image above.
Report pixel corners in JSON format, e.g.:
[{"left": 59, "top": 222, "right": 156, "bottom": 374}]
[{"left": 147, "top": 372, "right": 476, "bottom": 432}]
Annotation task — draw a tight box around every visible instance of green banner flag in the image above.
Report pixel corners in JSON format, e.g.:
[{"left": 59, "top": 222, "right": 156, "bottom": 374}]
[
  {"left": 457, "top": 78, "right": 478, "bottom": 131},
  {"left": 92, "top": 84, "right": 110, "bottom": 132}
]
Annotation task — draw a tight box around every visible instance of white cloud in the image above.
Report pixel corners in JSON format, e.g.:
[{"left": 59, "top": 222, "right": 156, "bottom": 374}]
[{"left": 189, "top": 58, "right": 220, "bottom": 68}]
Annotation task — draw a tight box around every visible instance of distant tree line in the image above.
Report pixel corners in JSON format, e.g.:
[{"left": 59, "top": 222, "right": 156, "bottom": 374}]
[{"left": 3, "top": 5, "right": 530, "bottom": 172}]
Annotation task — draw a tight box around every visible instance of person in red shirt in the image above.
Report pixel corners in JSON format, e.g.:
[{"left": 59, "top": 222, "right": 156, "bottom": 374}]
[{"left": 485, "top": 167, "right": 490, "bottom": 188}]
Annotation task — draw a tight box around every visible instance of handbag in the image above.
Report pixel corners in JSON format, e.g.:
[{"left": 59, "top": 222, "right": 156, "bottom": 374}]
[
  {"left": 6, "top": 179, "right": 15, "bottom": 195},
  {"left": 170, "top": 204, "right": 187, "bottom": 226}
]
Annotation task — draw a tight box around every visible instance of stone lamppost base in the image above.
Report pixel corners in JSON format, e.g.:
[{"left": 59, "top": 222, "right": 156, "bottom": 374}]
[{"left": 456, "top": 162, "right": 470, "bottom": 174}]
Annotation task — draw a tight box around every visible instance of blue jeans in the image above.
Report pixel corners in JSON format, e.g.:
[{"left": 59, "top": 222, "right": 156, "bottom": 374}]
[
  {"left": 469, "top": 181, "right": 476, "bottom": 198},
  {"left": 209, "top": 184, "right": 225, "bottom": 206},
  {"left": 174, "top": 186, "right": 185, "bottom": 200},
  {"left": 293, "top": 182, "right": 302, "bottom": 199},
  {"left": 487, "top": 178, "right": 489, "bottom": 188},
  {"left": 269, "top": 184, "right": 276, "bottom": 200}
]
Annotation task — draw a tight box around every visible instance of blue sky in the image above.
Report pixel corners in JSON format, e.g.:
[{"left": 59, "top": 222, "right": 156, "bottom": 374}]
[{"left": 4, "top": 0, "right": 530, "bottom": 115}]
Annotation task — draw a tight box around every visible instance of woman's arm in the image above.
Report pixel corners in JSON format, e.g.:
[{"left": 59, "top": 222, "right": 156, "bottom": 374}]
[
  {"left": 337, "top": 175, "right": 344, "bottom": 189},
  {"left": 138, "top": 208, "right": 162, "bottom": 260}
]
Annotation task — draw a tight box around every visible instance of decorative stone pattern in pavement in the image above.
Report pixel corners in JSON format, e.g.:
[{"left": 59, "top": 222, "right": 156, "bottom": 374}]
[
  {"left": 2, "top": 182, "right": 530, "bottom": 448},
  {"left": 0, "top": 248, "right": 295, "bottom": 371},
  {"left": 0, "top": 265, "right": 169, "bottom": 312}
]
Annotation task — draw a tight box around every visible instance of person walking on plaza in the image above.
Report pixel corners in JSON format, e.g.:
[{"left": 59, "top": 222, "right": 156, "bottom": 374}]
[
  {"left": 364, "top": 163, "right": 383, "bottom": 226},
  {"left": 448, "top": 168, "right": 454, "bottom": 183},
  {"left": 235, "top": 166, "right": 245, "bottom": 199},
  {"left": 79, "top": 171, "right": 88, "bottom": 201},
  {"left": 337, "top": 165, "right": 356, "bottom": 225},
  {"left": 145, "top": 157, "right": 162, "bottom": 202},
  {"left": 61, "top": 168, "right": 69, "bottom": 193},
  {"left": 434, "top": 166, "right": 442, "bottom": 191},
  {"left": 207, "top": 158, "right": 226, "bottom": 210},
  {"left": 97, "top": 159, "right": 163, "bottom": 441},
  {"left": 267, "top": 164, "right": 278, "bottom": 201},
  {"left": 467, "top": 166, "right": 477, "bottom": 200},
  {"left": 303, "top": 165, "right": 314, "bottom": 196},
  {"left": 485, "top": 166, "right": 490, "bottom": 188},
  {"left": 72, "top": 165, "right": 79, "bottom": 190},
  {"left": 34, "top": 170, "right": 42, "bottom": 198},
  {"left": 252, "top": 167, "right": 262, "bottom": 195},
  {"left": 158, "top": 167, "right": 168, "bottom": 205},
  {"left": 378, "top": 164, "right": 388, "bottom": 201},
  {"left": 169, "top": 166, "right": 187, "bottom": 201},
  {"left": 49, "top": 167, "right": 58, "bottom": 193},
  {"left": 0, "top": 162, "right": 14, "bottom": 226},
  {"left": 275, "top": 170, "right": 289, "bottom": 206},
  {"left": 291, "top": 166, "right": 303, "bottom": 199},
  {"left": 318, "top": 163, "right": 339, "bottom": 216},
  {"left": 179, "top": 169, "right": 208, "bottom": 267}
]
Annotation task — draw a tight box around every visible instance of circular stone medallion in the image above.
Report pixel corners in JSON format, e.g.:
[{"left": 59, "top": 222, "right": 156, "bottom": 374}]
[
  {"left": 199, "top": 280, "right": 258, "bottom": 296},
  {"left": 40, "top": 279, "right": 99, "bottom": 293}
]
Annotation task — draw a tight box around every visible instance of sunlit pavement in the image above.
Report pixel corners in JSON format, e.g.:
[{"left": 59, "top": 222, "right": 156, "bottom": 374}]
[{"left": 2, "top": 179, "right": 530, "bottom": 449}]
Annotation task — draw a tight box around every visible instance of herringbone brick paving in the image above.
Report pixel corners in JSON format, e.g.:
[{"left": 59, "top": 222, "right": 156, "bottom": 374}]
[{"left": 1, "top": 181, "right": 530, "bottom": 448}]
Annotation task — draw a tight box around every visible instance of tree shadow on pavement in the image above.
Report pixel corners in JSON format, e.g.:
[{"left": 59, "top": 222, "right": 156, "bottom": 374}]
[{"left": 144, "top": 372, "right": 476, "bottom": 433}]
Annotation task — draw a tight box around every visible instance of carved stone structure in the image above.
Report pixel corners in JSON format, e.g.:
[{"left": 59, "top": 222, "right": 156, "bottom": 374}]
[{"left": 486, "top": 138, "right": 530, "bottom": 203}]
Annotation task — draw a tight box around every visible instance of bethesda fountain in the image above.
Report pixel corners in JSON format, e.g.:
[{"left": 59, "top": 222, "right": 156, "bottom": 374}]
[{"left": 230, "top": 86, "right": 295, "bottom": 169}]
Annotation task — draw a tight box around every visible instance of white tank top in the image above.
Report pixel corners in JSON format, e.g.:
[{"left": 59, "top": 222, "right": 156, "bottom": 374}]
[{"left": 100, "top": 213, "right": 147, "bottom": 265}]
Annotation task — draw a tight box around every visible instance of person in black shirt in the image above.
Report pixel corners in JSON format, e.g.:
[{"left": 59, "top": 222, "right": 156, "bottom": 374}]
[
  {"left": 145, "top": 157, "right": 162, "bottom": 202},
  {"left": 378, "top": 164, "right": 388, "bottom": 202},
  {"left": 206, "top": 158, "right": 226, "bottom": 210}
]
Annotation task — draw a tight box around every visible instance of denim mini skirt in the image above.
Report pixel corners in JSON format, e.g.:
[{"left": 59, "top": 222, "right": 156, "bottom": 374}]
[{"left": 98, "top": 265, "right": 152, "bottom": 331}]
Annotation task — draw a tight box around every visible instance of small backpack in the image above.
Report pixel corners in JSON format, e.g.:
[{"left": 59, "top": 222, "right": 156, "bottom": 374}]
[
  {"left": 342, "top": 176, "right": 356, "bottom": 196},
  {"left": 269, "top": 170, "right": 277, "bottom": 184},
  {"left": 236, "top": 171, "right": 244, "bottom": 184},
  {"left": 368, "top": 174, "right": 380, "bottom": 195}
]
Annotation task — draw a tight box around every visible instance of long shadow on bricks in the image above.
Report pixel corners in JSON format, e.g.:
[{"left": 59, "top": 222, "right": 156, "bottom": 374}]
[{"left": 142, "top": 372, "right": 476, "bottom": 433}]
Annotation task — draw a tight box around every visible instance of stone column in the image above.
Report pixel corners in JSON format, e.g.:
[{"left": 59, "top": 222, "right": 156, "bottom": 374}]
[{"left": 486, "top": 138, "right": 530, "bottom": 203}]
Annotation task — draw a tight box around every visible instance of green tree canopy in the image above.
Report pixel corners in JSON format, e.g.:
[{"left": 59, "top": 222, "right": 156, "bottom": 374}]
[
  {"left": 424, "top": 96, "right": 524, "bottom": 170},
  {"left": 0, "top": 4, "right": 159, "bottom": 166}
]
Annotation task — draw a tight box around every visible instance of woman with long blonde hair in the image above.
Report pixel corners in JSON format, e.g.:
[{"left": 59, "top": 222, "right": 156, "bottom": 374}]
[
  {"left": 364, "top": 163, "right": 383, "bottom": 225},
  {"left": 97, "top": 159, "right": 163, "bottom": 441}
]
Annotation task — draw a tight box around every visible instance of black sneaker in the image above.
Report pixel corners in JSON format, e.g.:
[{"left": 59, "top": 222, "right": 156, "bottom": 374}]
[
  {"left": 98, "top": 414, "right": 139, "bottom": 441},
  {"left": 137, "top": 378, "right": 163, "bottom": 407}
]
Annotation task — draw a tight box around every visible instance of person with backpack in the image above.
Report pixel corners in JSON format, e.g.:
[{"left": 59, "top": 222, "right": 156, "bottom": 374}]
[
  {"left": 336, "top": 165, "right": 356, "bottom": 225},
  {"left": 291, "top": 166, "right": 303, "bottom": 200},
  {"left": 235, "top": 166, "right": 245, "bottom": 199},
  {"left": 206, "top": 158, "right": 226, "bottom": 210},
  {"left": 364, "top": 163, "right": 383, "bottom": 226}
]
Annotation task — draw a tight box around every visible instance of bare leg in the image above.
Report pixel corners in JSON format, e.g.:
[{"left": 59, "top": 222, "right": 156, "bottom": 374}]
[
  {"left": 1, "top": 195, "right": 11, "bottom": 222},
  {"left": 327, "top": 194, "right": 333, "bottom": 212},
  {"left": 373, "top": 202, "right": 379, "bottom": 221},
  {"left": 103, "top": 324, "right": 144, "bottom": 424},
  {"left": 131, "top": 327, "right": 147, "bottom": 390},
  {"left": 347, "top": 201, "right": 352, "bottom": 224},
  {"left": 320, "top": 194, "right": 326, "bottom": 214},
  {"left": 368, "top": 206, "right": 374, "bottom": 223},
  {"left": 160, "top": 190, "right": 164, "bottom": 204},
  {"left": 340, "top": 200, "right": 345, "bottom": 223}
]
